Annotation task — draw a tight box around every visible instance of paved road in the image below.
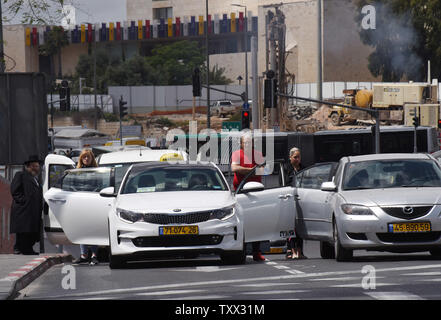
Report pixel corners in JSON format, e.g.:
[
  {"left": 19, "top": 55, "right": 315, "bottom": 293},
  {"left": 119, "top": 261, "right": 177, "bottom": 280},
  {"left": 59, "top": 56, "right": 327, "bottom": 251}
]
[{"left": 16, "top": 241, "right": 441, "bottom": 301}]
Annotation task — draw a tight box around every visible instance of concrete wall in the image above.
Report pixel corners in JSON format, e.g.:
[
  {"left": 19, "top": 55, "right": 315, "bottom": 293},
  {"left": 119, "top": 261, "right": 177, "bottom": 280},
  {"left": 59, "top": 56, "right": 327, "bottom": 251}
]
[{"left": 3, "top": 25, "right": 39, "bottom": 72}]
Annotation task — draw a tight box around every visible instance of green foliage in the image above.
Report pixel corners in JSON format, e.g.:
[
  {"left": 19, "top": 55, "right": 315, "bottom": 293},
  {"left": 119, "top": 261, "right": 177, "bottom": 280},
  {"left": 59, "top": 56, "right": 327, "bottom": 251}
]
[
  {"left": 2, "top": 0, "right": 66, "bottom": 24},
  {"left": 71, "top": 40, "right": 232, "bottom": 93},
  {"left": 355, "top": 0, "right": 441, "bottom": 81},
  {"left": 38, "top": 26, "right": 68, "bottom": 56}
]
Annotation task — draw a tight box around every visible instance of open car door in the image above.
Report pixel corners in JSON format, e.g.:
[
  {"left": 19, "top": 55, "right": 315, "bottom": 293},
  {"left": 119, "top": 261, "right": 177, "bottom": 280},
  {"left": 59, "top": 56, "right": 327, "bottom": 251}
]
[
  {"left": 44, "top": 167, "right": 114, "bottom": 246},
  {"left": 235, "top": 161, "right": 295, "bottom": 245},
  {"left": 43, "top": 154, "right": 76, "bottom": 245}
]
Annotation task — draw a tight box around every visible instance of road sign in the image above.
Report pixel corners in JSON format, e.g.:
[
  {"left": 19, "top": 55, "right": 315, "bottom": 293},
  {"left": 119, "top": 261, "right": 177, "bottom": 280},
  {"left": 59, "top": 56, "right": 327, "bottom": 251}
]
[
  {"left": 242, "top": 102, "right": 250, "bottom": 110},
  {"left": 222, "top": 121, "right": 241, "bottom": 131}
]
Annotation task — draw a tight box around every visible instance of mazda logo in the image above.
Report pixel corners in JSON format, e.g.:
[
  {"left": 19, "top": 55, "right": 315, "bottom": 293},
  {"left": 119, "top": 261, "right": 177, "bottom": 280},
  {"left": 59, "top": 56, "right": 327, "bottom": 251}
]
[{"left": 402, "top": 206, "right": 414, "bottom": 215}]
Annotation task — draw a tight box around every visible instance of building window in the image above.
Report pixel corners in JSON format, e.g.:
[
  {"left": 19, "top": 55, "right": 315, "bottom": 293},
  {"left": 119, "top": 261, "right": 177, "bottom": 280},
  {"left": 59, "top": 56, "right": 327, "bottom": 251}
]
[{"left": 153, "top": 7, "right": 173, "bottom": 20}]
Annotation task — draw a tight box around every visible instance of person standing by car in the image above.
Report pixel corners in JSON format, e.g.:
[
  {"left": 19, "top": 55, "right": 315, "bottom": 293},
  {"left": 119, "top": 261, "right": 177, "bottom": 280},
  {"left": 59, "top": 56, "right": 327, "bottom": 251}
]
[
  {"left": 73, "top": 149, "right": 100, "bottom": 266},
  {"left": 10, "top": 155, "right": 43, "bottom": 255},
  {"left": 231, "top": 133, "right": 266, "bottom": 262},
  {"left": 285, "top": 147, "right": 307, "bottom": 259}
]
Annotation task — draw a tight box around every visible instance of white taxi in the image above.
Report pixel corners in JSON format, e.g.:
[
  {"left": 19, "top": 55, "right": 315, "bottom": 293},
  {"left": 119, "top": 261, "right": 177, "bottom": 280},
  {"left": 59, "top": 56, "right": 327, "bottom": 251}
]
[{"left": 44, "top": 160, "right": 295, "bottom": 268}]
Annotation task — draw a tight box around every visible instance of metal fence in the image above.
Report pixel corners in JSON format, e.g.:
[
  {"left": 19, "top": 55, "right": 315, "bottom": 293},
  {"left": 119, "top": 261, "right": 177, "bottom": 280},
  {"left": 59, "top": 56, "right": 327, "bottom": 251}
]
[{"left": 47, "top": 94, "right": 113, "bottom": 113}]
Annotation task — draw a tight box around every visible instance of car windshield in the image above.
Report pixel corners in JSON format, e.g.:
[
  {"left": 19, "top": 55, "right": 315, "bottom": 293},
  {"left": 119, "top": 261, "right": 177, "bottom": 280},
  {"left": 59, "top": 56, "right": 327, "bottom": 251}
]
[
  {"left": 342, "top": 159, "right": 441, "bottom": 190},
  {"left": 121, "top": 166, "right": 228, "bottom": 194},
  {"left": 220, "top": 101, "right": 232, "bottom": 106}
]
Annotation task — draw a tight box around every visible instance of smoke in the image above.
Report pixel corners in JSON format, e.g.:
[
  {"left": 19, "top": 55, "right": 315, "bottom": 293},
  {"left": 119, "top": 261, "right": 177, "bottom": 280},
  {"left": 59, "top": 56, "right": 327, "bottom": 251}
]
[{"left": 357, "top": 0, "right": 424, "bottom": 81}]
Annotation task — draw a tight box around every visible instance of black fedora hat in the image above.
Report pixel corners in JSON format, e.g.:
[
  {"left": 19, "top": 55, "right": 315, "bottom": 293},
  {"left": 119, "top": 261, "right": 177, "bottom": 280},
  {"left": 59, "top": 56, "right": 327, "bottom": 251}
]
[{"left": 24, "top": 155, "right": 43, "bottom": 165}]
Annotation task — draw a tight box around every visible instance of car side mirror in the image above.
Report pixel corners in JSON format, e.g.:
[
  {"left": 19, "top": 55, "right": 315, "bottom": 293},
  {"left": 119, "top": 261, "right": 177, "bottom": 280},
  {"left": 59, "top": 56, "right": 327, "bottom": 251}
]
[
  {"left": 240, "top": 181, "right": 265, "bottom": 194},
  {"left": 321, "top": 182, "right": 337, "bottom": 192},
  {"left": 99, "top": 186, "right": 116, "bottom": 197}
]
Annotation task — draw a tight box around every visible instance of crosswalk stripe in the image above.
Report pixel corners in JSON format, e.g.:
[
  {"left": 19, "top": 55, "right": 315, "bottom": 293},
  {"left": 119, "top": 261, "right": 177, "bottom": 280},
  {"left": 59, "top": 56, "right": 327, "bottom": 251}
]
[{"left": 365, "top": 291, "right": 424, "bottom": 300}]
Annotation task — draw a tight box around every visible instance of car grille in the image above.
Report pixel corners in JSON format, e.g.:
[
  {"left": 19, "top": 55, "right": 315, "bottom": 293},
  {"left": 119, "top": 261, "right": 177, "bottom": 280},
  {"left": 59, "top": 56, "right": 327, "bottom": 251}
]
[
  {"left": 377, "top": 232, "right": 441, "bottom": 243},
  {"left": 142, "top": 211, "right": 212, "bottom": 225},
  {"left": 381, "top": 206, "right": 433, "bottom": 220},
  {"left": 132, "top": 235, "right": 224, "bottom": 247}
]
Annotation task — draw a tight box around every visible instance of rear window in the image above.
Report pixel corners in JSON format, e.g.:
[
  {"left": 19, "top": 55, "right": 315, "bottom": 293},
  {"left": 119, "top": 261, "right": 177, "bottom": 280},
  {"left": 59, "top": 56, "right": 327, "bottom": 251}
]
[
  {"left": 61, "top": 169, "right": 112, "bottom": 192},
  {"left": 220, "top": 101, "right": 232, "bottom": 106}
]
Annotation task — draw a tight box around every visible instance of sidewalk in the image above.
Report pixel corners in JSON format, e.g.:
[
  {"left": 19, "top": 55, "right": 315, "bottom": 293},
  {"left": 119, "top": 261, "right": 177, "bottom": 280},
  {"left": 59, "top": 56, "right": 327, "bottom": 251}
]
[{"left": 0, "top": 253, "right": 73, "bottom": 300}]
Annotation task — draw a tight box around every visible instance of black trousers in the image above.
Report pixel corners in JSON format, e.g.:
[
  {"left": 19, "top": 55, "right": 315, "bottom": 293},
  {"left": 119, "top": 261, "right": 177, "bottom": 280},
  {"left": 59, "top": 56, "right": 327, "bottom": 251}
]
[
  {"left": 287, "top": 236, "right": 303, "bottom": 251},
  {"left": 15, "top": 232, "right": 39, "bottom": 254}
]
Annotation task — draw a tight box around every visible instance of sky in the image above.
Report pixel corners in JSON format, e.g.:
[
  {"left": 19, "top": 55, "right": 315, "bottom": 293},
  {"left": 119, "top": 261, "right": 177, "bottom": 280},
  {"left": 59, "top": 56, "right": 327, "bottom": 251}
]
[{"left": 70, "top": 0, "right": 127, "bottom": 24}]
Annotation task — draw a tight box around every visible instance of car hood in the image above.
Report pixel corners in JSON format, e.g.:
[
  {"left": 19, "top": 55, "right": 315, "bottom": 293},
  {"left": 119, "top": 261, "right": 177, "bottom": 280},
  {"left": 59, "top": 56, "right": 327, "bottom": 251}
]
[
  {"left": 116, "top": 191, "right": 235, "bottom": 213},
  {"left": 341, "top": 188, "right": 441, "bottom": 206}
]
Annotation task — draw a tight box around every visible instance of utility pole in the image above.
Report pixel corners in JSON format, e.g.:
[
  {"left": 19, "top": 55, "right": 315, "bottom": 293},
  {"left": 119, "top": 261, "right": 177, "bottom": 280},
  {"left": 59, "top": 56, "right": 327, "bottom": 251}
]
[
  {"left": 317, "top": 0, "right": 323, "bottom": 103},
  {"left": 205, "top": 0, "right": 211, "bottom": 129},
  {"left": 251, "top": 35, "right": 259, "bottom": 129},
  {"left": 0, "top": 1, "right": 5, "bottom": 73}
]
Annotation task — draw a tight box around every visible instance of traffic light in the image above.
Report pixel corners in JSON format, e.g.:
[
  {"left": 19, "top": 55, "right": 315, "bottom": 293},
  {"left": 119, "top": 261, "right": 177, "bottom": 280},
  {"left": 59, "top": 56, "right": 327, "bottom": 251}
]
[
  {"left": 192, "top": 67, "right": 201, "bottom": 97},
  {"left": 241, "top": 109, "right": 250, "bottom": 129},
  {"left": 438, "top": 119, "right": 441, "bottom": 129},
  {"left": 264, "top": 77, "right": 278, "bottom": 108},
  {"left": 119, "top": 96, "right": 128, "bottom": 118},
  {"left": 412, "top": 116, "right": 420, "bottom": 127},
  {"left": 59, "top": 80, "right": 70, "bottom": 111}
]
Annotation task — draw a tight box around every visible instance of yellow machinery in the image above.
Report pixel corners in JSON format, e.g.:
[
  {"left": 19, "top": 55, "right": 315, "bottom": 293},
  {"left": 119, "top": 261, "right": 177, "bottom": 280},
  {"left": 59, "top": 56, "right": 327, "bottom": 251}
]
[{"left": 328, "top": 89, "right": 373, "bottom": 126}]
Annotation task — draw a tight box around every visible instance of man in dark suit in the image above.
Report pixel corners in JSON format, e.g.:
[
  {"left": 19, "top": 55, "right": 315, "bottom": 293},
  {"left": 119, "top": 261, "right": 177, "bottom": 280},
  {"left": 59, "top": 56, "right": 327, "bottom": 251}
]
[{"left": 10, "top": 155, "right": 43, "bottom": 255}]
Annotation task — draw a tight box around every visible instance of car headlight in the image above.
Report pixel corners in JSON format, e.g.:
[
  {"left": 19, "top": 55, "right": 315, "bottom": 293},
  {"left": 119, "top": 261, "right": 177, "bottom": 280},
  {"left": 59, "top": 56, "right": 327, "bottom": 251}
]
[
  {"left": 117, "top": 208, "right": 144, "bottom": 223},
  {"left": 209, "top": 206, "right": 235, "bottom": 221},
  {"left": 341, "top": 204, "right": 373, "bottom": 215}
]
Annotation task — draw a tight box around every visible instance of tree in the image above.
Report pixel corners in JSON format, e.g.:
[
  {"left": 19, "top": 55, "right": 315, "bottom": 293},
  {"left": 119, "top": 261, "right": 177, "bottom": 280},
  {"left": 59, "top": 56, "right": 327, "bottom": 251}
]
[
  {"left": 38, "top": 25, "right": 68, "bottom": 78},
  {"left": 147, "top": 40, "right": 206, "bottom": 85},
  {"left": 355, "top": 0, "right": 441, "bottom": 81},
  {"left": 2, "top": 0, "right": 66, "bottom": 24}
]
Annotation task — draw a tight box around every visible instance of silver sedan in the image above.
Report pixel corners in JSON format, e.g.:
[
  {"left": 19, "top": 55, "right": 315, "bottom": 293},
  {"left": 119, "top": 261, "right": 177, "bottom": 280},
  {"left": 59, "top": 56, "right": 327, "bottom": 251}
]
[{"left": 294, "top": 153, "right": 441, "bottom": 261}]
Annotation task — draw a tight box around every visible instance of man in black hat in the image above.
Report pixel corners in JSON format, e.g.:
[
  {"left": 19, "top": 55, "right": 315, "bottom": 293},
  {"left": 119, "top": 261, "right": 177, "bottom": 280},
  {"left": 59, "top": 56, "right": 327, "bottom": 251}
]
[{"left": 10, "top": 155, "right": 43, "bottom": 255}]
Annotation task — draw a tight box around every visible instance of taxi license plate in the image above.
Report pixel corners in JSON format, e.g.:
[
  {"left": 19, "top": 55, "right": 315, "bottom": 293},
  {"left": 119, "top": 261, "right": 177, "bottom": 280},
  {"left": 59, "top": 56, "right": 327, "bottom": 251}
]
[
  {"left": 388, "top": 222, "right": 431, "bottom": 233},
  {"left": 159, "top": 226, "right": 199, "bottom": 235}
]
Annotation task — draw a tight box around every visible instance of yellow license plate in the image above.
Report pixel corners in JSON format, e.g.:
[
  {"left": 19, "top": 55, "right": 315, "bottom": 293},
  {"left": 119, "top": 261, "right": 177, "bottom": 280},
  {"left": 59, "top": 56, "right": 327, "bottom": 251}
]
[
  {"left": 159, "top": 226, "right": 199, "bottom": 235},
  {"left": 388, "top": 222, "right": 431, "bottom": 233}
]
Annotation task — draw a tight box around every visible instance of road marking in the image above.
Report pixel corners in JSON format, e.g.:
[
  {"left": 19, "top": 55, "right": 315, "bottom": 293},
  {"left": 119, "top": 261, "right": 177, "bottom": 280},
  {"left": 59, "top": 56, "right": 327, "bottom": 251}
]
[
  {"left": 234, "top": 282, "right": 300, "bottom": 288},
  {"left": 331, "top": 283, "right": 395, "bottom": 288},
  {"left": 365, "top": 292, "right": 425, "bottom": 300},
  {"left": 401, "top": 272, "right": 441, "bottom": 276},
  {"left": 136, "top": 289, "right": 206, "bottom": 296},
  {"left": 309, "top": 277, "right": 362, "bottom": 282},
  {"left": 172, "top": 266, "right": 241, "bottom": 273},
  {"left": 30, "top": 263, "right": 441, "bottom": 300},
  {"left": 274, "top": 265, "right": 291, "bottom": 270},
  {"left": 178, "top": 295, "right": 229, "bottom": 300},
  {"left": 242, "top": 290, "right": 308, "bottom": 295},
  {"left": 418, "top": 278, "right": 441, "bottom": 282}
]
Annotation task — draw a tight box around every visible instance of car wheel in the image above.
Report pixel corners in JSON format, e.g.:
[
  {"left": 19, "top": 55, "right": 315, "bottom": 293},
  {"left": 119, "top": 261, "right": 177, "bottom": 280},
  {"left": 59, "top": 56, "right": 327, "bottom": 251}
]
[
  {"left": 320, "top": 241, "right": 335, "bottom": 259},
  {"left": 429, "top": 247, "right": 441, "bottom": 258},
  {"left": 221, "top": 249, "right": 246, "bottom": 265},
  {"left": 333, "top": 221, "right": 353, "bottom": 262},
  {"left": 330, "top": 113, "right": 341, "bottom": 126},
  {"left": 221, "top": 237, "right": 246, "bottom": 265}
]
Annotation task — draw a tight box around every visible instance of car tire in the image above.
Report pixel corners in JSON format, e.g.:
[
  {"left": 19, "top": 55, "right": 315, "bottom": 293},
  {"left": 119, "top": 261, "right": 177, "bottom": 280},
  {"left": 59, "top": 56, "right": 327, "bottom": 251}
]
[
  {"left": 429, "top": 247, "right": 441, "bottom": 258},
  {"left": 333, "top": 221, "right": 353, "bottom": 262},
  {"left": 220, "top": 249, "right": 246, "bottom": 265},
  {"left": 320, "top": 241, "right": 335, "bottom": 259},
  {"left": 330, "top": 113, "right": 341, "bottom": 126}
]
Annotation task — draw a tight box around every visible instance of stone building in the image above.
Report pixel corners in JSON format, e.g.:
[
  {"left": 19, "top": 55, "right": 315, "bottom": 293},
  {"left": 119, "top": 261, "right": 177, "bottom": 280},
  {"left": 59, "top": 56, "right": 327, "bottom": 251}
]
[{"left": 2, "top": 0, "right": 380, "bottom": 85}]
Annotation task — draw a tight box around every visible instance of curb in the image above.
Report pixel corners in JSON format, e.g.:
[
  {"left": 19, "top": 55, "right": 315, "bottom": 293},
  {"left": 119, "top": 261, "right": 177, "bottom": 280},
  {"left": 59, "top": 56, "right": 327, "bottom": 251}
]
[{"left": 0, "top": 254, "right": 73, "bottom": 300}]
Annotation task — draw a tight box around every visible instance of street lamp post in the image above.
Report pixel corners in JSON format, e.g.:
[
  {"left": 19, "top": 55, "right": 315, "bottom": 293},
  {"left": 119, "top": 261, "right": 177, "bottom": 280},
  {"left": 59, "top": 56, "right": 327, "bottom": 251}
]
[
  {"left": 84, "top": 21, "right": 98, "bottom": 130},
  {"left": 206, "top": 0, "right": 211, "bottom": 129},
  {"left": 232, "top": 4, "right": 248, "bottom": 104}
]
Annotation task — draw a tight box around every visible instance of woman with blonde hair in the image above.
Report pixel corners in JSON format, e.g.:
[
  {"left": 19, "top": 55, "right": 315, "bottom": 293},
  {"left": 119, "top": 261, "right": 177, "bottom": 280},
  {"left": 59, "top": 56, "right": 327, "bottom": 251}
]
[{"left": 73, "top": 148, "right": 100, "bottom": 265}]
